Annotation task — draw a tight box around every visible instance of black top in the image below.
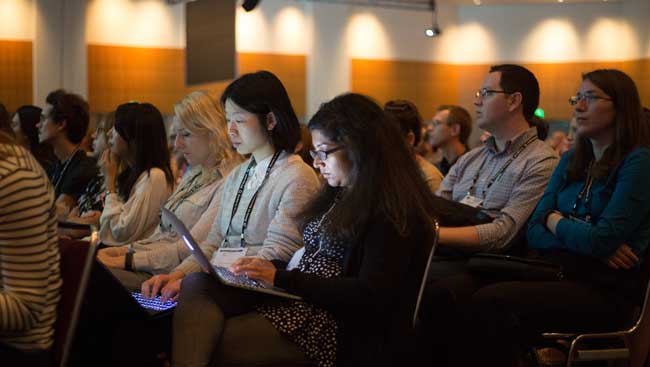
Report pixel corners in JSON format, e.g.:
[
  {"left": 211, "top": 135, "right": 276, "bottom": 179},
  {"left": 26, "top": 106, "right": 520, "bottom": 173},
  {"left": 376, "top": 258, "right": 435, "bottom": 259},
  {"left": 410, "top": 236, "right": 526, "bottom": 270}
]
[
  {"left": 436, "top": 146, "right": 468, "bottom": 176},
  {"left": 48, "top": 150, "right": 98, "bottom": 201},
  {"left": 258, "top": 214, "right": 346, "bottom": 367},
  {"left": 274, "top": 211, "right": 434, "bottom": 367}
]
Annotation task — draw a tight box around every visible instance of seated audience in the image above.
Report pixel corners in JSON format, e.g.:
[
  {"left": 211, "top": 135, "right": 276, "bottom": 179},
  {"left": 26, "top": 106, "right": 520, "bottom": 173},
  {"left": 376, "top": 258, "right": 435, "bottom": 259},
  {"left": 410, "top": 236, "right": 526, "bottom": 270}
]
[
  {"left": 435, "top": 64, "right": 558, "bottom": 255},
  {"left": 37, "top": 89, "right": 98, "bottom": 217},
  {"left": 0, "top": 131, "right": 61, "bottom": 363},
  {"left": 97, "top": 91, "right": 242, "bottom": 289},
  {"left": 59, "top": 112, "right": 119, "bottom": 238},
  {"left": 139, "top": 70, "right": 320, "bottom": 300},
  {"left": 171, "top": 93, "right": 436, "bottom": 367},
  {"left": 384, "top": 99, "right": 444, "bottom": 192},
  {"left": 455, "top": 68, "right": 650, "bottom": 366},
  {"left": 168, "top": 116, "right": 189, "bottom": 185},
  {"left": 0, "top": 103, "right": 15, "bottom": 138},
  {"left": 11, "top": 105, "right": 57, "bottom": 173},
  {"left": 428, "top": 104, "right": 472, "bottom": 176},
  {"left": 98, "top": 102, "right": 173, "bottom": 246},
  {"left": 547, "top": 129, "right": 567, "bottom": 155}
]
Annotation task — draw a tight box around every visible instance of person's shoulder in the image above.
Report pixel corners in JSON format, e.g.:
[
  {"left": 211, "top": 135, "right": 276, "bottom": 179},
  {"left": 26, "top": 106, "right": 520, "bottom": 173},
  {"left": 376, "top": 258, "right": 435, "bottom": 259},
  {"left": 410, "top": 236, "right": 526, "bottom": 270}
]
[
  {"left": 622, "top": 147, "right": 650, "bottom": 168},
  {"left": 278, "top": 153, "right": 319, "bottom": 183},
  {"left": 145, "top": 167, "right": 169, "bottom": 184},
  {"left": 529, "top": 138, "right": 559, "bottom": 159}
]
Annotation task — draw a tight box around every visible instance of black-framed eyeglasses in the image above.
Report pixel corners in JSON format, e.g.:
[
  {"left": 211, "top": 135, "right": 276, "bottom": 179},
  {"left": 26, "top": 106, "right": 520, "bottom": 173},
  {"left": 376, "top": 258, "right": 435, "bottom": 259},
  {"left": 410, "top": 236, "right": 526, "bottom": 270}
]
[
  {"left": 568, "top": 93, "right": 613, "bottom": 106},
  {"left": 475, "top": 88, "right": 512, "bottom": 99},
  {"left": 309, "top": 146, "right": 344, "bottom": 161}
]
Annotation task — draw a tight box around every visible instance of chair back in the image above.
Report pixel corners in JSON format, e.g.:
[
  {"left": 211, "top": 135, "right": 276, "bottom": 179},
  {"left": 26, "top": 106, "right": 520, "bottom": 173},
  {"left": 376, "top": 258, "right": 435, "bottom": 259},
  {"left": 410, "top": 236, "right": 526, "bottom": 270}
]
[
  {"left": 52, "top": 232, "right": 98, "bottom": 367},
  {"left": 629, "top": 248, "right": 650, "bottom": 367},
  {"left": 413, "top": 219, "right": 440, "bottom": 329}
]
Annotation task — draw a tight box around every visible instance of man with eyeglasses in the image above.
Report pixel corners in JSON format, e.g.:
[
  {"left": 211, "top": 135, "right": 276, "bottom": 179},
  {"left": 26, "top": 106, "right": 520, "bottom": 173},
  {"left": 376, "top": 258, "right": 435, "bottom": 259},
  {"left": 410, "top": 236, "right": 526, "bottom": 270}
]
[
  {"left": 434, "top": 64, "right": 558, "bottom": 259},
  {"left": 428, "top": 105, "right": 472, "bottom": 176}
]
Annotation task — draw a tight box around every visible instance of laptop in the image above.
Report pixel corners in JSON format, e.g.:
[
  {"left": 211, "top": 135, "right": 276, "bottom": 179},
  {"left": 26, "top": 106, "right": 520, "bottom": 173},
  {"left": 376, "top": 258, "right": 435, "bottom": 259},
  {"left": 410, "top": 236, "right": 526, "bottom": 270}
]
[
  {"left": 161, "top": 207, "right": 302, "bottom": 301},
  {"left": 431, "top": 195, "right": 494, "bottom": 227},
  {"left": 89, "top": 259, "right": 177, "bottom": 317}
]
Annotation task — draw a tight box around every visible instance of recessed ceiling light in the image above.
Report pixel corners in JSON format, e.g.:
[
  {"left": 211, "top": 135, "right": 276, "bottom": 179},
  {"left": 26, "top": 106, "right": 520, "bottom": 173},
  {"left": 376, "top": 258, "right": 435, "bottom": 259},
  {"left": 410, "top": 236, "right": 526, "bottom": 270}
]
[
  {"left": 473, "top": 0, "right": 482, "bottom": 5},
  {"left": 558, "top": 0, "right": 564, "bottom": 3}
]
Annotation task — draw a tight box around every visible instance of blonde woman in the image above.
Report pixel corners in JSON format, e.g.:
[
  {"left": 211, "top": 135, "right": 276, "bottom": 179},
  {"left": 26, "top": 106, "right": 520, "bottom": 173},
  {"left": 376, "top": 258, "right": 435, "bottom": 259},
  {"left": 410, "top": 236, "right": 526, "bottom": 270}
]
[{"left": 98, "top": 91, "right": 242, "bottom": 289}]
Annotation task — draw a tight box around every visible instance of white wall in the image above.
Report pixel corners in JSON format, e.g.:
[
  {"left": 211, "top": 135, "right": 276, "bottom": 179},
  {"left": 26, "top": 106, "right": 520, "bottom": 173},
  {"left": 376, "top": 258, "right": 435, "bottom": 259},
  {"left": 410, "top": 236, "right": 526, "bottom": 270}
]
[
  {"left": 2, "top": 0, "right": 648, "bottom": 113},
  {"left": 0, "top": 0, "right": 34, "bottom": 40},
  {"left": 86, "top": 0, "right": 184, "bottom": 48}
]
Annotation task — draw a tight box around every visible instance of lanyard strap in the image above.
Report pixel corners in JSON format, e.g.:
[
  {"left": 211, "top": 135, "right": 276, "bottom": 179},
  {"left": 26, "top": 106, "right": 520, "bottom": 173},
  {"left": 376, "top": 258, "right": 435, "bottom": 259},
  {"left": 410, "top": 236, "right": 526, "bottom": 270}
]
[
  {"left": 54, "top": 147, "right": 81, "bottom": 192},
  {"left": 224, "top": 151, "right": 281, "bottom": 247},
  {"left": 468, "top": 135, "right": 537, "bottom": 197},
  {"left": 570, "top": 161, "right": 595, "bottom": 223}
]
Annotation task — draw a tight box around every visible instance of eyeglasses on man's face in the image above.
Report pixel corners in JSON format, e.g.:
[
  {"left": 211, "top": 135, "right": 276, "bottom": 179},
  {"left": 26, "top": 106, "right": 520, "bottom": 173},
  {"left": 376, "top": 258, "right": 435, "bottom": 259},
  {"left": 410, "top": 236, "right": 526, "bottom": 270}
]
[
  {"left": 568, "top": 93, "right": 613, "bottom": 106},
  {"left": 309, "top": 146, "right": 344, "bottom": 161},
  {"left": 475, "top": 88, "right": 512, "bottom": 99}
]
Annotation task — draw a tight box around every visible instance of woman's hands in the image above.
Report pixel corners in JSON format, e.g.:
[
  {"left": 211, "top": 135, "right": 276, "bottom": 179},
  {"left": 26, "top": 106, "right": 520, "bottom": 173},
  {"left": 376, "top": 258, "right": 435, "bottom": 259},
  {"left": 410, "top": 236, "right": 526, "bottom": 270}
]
[
  {"left": 141, "top": 271, "right": 186, "bottom": 303},
  {"left": 100, "top": 149, "right": 119, "bottom": 193},
  {"left": 606, "top": 244, "right": 639, "bottom": 270},
  {"left": 230, "top": 257, "right": 277, "bottom": 286}
]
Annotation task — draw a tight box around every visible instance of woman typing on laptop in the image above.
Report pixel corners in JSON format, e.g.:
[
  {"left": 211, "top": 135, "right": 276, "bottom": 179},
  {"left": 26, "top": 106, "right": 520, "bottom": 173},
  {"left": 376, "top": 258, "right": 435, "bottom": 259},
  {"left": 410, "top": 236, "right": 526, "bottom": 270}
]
[{"left": 168, "top": 93, "right": 438, "bottom": 367}]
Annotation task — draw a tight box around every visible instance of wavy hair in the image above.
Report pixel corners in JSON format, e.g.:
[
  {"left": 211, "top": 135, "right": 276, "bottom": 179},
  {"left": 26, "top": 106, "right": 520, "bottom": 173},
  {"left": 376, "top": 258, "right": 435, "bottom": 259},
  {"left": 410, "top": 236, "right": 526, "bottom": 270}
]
[
  {"left": 174, "top": 91, "right": 238, "bottom": 165},
  {"left": 301, "top": 93, "right": 437, "bottom": 240}
]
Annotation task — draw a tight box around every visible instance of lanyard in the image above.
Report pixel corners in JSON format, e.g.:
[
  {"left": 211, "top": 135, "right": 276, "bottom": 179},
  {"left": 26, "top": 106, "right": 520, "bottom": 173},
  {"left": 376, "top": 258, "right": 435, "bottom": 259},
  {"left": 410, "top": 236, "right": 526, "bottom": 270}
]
[
  {"left": 53, "top": 147, "right": 81, "bottom": 193},
  {"left": 468, "top": 135, "right": 537, "bottom": 198},
  {"left": 570, "top": 161, "right": 595, "bottom": 223},
  {"left": 224, "top": 151, "right": 281, "bottom": 247}
]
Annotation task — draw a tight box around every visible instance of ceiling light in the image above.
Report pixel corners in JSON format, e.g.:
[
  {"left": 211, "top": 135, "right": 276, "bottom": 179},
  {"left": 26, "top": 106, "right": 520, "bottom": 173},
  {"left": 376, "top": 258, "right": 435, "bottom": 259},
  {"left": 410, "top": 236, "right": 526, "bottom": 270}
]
[
  {"left": 473, "top": 0, "right": 482, "bottom": 5},
  {"left": 425, "top": 0, "right": 441, "bottom": 38},
  {"left": 242, "top": 0, "right": 260, "bottom": 12}
]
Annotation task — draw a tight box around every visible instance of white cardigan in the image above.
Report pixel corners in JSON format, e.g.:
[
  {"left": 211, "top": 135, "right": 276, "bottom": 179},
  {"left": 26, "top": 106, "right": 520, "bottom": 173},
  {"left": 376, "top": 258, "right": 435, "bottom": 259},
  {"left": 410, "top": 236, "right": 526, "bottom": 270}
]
[{"left": 99, "top": 168, "right": 172, "bottom": 246}]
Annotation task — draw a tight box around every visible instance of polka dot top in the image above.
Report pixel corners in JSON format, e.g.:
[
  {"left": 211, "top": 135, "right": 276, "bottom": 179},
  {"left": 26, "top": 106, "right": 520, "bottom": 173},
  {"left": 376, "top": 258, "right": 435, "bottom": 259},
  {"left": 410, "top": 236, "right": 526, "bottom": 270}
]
[{"left": 256, "top": 211, "right": 345, "bottom": 367}]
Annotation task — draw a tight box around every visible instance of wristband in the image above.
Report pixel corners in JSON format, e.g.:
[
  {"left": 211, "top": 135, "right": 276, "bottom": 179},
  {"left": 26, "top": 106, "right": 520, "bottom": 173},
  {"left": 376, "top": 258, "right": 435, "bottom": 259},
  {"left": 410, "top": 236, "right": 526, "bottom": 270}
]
[{"left": 125, "top": 251, "right": 134, "bottom": 271}]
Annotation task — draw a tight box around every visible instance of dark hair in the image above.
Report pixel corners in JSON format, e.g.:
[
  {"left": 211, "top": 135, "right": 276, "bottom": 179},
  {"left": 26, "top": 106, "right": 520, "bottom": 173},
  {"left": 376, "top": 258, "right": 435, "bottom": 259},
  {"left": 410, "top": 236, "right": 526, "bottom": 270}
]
[
  {"left": 384, "top": 99, "right": 423, "bottom": 146},
  {"left": 436, "top": 104, "right": 472, "bottom": 145},
  {"left": 489, "top": 64, "right": 540, "bottom": 122},
  {"left": 0, "top": 103, "right": 15, "bottom": 138},
  {"left": 302, "top": 93, "right": 436, "bottom": 240},
  {"left": 45, "top": 89, "right": 89, "bottom": 144},
  {"left": 15, "top": 105, "right": 43, "bottom": 148},
  {"left": 220, "top": 70, "right": 301, "bottom": 153},
  {"left": 568, "top": 69, "right": 650, "bottom": 181},
  {"left": 114, "top": 102, "right": 173, "bottom": 200},
  {"left": 529, "top": 116, "right": 549, "bottom": 141}
]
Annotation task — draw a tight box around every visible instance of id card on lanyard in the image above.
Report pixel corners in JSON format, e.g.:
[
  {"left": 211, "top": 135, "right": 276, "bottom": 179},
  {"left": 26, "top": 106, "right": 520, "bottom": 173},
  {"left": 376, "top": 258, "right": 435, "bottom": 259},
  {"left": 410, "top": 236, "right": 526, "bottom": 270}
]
[{"left": 217, "top": 151, "right": 281, "bottom": 259}]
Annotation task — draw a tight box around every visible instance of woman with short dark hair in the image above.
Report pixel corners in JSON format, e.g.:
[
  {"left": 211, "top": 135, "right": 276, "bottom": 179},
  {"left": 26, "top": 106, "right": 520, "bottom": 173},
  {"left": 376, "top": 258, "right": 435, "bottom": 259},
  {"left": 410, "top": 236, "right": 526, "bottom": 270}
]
[{"left": 98, "top": 102, "right": 174, "bottom": 246}]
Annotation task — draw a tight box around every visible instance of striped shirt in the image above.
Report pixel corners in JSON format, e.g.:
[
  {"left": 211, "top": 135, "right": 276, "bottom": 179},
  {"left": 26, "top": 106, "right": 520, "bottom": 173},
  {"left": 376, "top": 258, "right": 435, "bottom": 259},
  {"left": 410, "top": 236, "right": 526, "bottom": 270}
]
[
  {"left": 437, "top": 127, "right": 558, "bottom": 251},
  {"left": 0, "top": 143, "right": 61, "bottom": 350}
]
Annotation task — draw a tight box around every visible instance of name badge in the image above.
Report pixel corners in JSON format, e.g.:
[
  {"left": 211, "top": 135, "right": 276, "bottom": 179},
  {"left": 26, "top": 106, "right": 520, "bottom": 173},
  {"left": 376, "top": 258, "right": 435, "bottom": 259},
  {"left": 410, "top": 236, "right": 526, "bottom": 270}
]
[
  {"left": 460, "top": 194, "right": 483, "bottom": 208},
  {"left": 212, "top": 247, "right": 248, "bottom": 268}
]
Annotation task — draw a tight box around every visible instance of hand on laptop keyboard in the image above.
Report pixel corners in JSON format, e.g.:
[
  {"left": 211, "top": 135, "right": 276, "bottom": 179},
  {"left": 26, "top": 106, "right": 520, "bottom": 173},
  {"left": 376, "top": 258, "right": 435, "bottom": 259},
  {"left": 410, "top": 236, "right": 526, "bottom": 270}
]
[
  {"left": 131, "top": 291, "right": 178, "bottom": 311},
  {"left": 215, "top": 266, "right": 267, "bottom": 288}
]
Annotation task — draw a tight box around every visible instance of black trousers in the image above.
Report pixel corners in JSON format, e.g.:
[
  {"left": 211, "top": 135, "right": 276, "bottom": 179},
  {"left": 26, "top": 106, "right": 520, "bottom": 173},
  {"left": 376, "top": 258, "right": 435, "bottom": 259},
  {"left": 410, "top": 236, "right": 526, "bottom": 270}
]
[
  {"left": 0, "top": 343, "right": 51, "bottom": 366},
  {"left": 419, "top": 272, "right": 634, "bottom": 367},
  {"left": 172, "top": 272, "right": 309, "bottom": 367}
]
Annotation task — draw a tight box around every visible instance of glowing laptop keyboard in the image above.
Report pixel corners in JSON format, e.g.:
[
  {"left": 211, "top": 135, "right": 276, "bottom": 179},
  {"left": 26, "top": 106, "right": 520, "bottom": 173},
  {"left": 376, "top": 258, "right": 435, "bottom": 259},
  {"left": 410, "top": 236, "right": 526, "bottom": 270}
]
[
  {"left": 215, "top": 266, "right": 266, "bottom": 288},
  {"left": 131, "top": 291, "right": 177, "bottom": 312}
]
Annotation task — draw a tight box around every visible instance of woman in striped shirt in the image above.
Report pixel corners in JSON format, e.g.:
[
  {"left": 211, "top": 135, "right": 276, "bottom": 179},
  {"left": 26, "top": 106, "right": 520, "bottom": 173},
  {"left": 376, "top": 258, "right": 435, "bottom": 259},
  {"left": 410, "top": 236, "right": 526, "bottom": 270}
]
[{"left": 0, "top": 131, "right": 61, "bottom": 361}]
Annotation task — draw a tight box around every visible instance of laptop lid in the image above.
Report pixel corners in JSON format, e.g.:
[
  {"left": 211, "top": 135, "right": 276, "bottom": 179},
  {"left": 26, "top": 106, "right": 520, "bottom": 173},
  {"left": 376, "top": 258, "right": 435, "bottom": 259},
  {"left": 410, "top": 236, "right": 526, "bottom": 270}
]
[{"left": 161, "top": 207, "right": 302, "bottom": 300}]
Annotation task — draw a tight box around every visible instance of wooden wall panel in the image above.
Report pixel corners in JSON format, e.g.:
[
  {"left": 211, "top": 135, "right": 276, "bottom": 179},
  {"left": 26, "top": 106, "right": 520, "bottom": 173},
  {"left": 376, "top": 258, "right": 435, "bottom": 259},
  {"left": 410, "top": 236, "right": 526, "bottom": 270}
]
[
  {"left": 351, "top": 58, "right": 650, "bottom": 123},
  {"left": 0, "top": 40, "right": 32, "bottom": 112},
  {"left": 87, "top": 44, "right": 306, "bottom": 118},
  {"left": 352, "top": 59, "right": 461, "bottom": 121}
]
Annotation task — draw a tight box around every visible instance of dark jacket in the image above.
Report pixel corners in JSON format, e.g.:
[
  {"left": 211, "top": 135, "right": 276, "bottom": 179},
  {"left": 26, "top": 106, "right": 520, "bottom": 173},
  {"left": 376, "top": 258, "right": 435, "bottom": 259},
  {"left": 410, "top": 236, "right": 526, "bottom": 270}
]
[{"left": 275, "top": 212, "right": 434, "bottom": 366}]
